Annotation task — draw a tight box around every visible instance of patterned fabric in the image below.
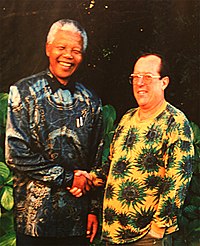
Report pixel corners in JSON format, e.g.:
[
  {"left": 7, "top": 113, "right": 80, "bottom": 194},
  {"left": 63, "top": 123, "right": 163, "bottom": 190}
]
[
  {"left": 5, "top": 69, "right": 103, "bottom": 237},
  {"left": 102, "top": 101, "right": 194, "bottom": 244}
]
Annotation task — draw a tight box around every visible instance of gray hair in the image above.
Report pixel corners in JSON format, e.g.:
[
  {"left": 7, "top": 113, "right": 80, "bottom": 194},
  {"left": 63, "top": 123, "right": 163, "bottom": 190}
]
[{"left": 47, "top": 19, "right": 88, "bottom": 52}]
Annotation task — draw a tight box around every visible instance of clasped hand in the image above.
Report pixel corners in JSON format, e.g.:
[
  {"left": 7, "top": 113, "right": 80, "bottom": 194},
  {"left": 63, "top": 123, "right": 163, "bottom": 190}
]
[{"left": 67, "top": 170, "right": 93, "bottom": 197}]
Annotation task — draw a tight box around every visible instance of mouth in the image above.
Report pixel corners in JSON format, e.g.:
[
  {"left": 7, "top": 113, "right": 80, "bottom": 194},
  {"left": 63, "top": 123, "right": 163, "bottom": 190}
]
[
  {"left": 137, "top": 90, "right": 147, "bottom": 95},
  {"left": 58, "top": 61, "right": 74, "bottom": 69}
]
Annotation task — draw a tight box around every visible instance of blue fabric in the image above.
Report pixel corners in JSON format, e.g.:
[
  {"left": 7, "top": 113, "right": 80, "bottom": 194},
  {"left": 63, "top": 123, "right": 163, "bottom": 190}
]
[{"left": 6, "top": 69, "right": 103, "bottom": 237}]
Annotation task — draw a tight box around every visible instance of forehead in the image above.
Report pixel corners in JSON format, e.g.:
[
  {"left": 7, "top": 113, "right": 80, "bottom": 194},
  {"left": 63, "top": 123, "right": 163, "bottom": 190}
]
[
  {"left": 53, "top": 30, "right": 83, "bottom": 46},
  {"left": 134, "top": 55, "right": 161, "bottom": 73}
]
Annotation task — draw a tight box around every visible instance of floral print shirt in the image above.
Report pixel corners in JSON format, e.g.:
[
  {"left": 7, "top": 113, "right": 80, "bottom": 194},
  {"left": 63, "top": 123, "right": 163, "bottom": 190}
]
[
  {"left": 102, "top": 101, "right": 194, "bottom": 244},
  {"left": 5, "top": 69, "right": 103, "bottom": 237}
]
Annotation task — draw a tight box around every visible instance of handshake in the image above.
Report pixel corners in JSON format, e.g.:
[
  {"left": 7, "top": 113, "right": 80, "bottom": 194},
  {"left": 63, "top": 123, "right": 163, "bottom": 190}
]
[{"left": 67, "top": 170, "right": 104, "bottom": 197}]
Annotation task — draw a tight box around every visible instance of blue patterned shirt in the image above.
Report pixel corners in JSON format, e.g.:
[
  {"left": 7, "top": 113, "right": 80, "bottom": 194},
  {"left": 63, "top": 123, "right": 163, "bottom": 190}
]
[{"left": 5, "top": 69, "right": 103, "bottom": 237}]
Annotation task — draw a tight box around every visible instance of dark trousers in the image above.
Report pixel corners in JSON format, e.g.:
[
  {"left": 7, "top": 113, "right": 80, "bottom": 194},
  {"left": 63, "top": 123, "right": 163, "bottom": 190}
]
[
  {"left": 16, "top": 233, "right": 90, "bottom": 246},
  {"left": 106, "top": 233, "right": 173, "bottom": 246}
]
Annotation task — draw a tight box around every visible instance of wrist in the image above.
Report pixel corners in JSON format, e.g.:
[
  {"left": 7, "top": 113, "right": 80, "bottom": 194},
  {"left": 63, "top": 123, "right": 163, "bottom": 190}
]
[{"left": 148, "top": 229, "right": 163, "bottom": 239}]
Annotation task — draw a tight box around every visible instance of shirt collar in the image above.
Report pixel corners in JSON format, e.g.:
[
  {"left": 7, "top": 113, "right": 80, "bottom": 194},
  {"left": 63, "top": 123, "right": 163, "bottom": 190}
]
[{"left": 45, "top": 69, "right": 76, "bottom": 94}]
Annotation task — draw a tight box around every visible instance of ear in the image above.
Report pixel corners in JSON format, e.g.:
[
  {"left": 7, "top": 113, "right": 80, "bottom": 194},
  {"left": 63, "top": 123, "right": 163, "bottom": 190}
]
[
  {"left": 161, "top": 76, "right": 169, "bottom": 90},
  {"left": 45, "top": 43, "right": 51, "bottom": 57}
]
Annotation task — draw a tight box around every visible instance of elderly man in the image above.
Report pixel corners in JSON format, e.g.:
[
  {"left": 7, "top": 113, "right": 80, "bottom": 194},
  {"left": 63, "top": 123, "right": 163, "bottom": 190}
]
[
  {"left": 6, "top": 19, "right": 103, "bottom": 246},
  {"left": 102, "top": 53, "right": 194, "bottom": 245}
]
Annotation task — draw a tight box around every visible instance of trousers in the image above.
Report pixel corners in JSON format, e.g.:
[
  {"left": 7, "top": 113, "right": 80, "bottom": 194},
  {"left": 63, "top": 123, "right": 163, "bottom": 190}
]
[
  {"left": 106, "top": 233, "right": 172, "bottom": 246},
  {"left": 16, "top": 233, "right": 90, "bottom": 246}
]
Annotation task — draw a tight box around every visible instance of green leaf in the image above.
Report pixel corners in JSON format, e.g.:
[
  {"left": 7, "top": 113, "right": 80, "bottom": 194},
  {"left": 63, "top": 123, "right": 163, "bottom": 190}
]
[
  {"left": 190, "top": 176, "right": 200, "bottom": 195},
  {"left": 187, "top": 219, "right": 200, "bottom": 238},
  {"left": 0, "top": 230, "right": 16, "bottom": 246},
  {"left": 102, "top": 148, "right": 110, "bottom": 159},
  {"left": 104, "top": 117, "right": 114, "bottom": 135},
  {"left": 189, "top": 196, "right": 200, "bottom": 207},
  {"left": 103, "top": 104, "right": 116, "bottom": 122},
  {"left": 1, "top": 186, "right": 14, "bottom": 211},
  {"left": 183, "top": 205, "right": 199, "bottom": 220},
  {"left": 6, "top": 175, "right": 14, "bottom": 186},
  {"left": 0, "top": 162, "right": 10, "bottom": 180},
  {"left": 173, "top": 237, "right": 186, "bottom": 246},
  {"left": 102, "top": 104, "right": 116, "bottom": 135},
  {"left": 0, "top": 93, "right": 8, "bottom": 130},
  {"left": 0, "top": 210, "right": 15, "bottom": 233},
  {"left": 178, "top": 215, "right": 189, "bottom": 231},
  {"left": 0, "top": 147, "right": 4, "bottom": 162},
  {"left": 190, "top": 121, "right": 200, "bottom": 146}
]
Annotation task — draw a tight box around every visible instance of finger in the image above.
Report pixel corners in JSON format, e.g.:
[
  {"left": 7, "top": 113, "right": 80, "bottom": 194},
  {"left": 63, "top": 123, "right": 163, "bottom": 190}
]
[
  {"left": 90, "top": 222, "right": 98, "bottom": 243},
  {"left": 86, "top": 218, "right": 92, "bottom": 237},
  {"left": 74, "top": 170, "right": 87, "bottom": 176},
  {"left": 72, "top": 174, "right": 87, "bottom": 191},
  {"left": 74, "top": 192, "right": 83, "bottom": 198},
  {"left": 86, "top": 229, "right": 91, "bottom": 239},
  {"left": 85, "top": 180, "right": 93, "bottom": 192},
  {"left": 69, "top": 187, "right": 83, "bottom": 197},
  {"left": 69, "top": 187, "right": 79, "bottom": 193},
  {"left": 74, "top": 170, "right": 83, "bottom": 176},
  {"left": 74, "top": 170, "right": 92, "bottom": 181}
]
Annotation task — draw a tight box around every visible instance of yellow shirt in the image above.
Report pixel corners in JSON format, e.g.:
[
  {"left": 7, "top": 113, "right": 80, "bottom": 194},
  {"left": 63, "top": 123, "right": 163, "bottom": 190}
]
[{"left": 102, "top": 102, "right": 194, "bottom": 244}]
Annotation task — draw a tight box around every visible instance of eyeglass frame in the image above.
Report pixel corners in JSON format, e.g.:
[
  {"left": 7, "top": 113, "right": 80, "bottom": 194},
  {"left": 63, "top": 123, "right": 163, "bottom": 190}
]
[{"left": 129, "top": 73, "right": 161, "bottom": 85}]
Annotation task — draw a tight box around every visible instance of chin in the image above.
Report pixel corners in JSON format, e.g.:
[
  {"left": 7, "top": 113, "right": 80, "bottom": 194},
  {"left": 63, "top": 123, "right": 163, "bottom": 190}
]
[{"left": 138, "top": 103, "right": 149, "bottom": 108}]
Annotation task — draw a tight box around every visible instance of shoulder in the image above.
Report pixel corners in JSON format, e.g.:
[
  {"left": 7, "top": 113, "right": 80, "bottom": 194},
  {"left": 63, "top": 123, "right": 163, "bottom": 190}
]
[
  {"left": 164, "top": 103, "right": 193, "bottom": 138},
  {"left": 10, "top": 70, "right": 48, "bottom": 99},
  {"left": 116, "top": 107, "right": 138, "bottom": 126},
  {"left": 14, "top": 70, "right": 47, "bottom": 88},
  {"left": 75, "top": 82, "right": 102, "bottom": 106},
  {"left": 165, "top": 103, "right": 190, "bottom": 123},
  {"left": 122, "top": 107, "right": 138, "bottom": 120}
]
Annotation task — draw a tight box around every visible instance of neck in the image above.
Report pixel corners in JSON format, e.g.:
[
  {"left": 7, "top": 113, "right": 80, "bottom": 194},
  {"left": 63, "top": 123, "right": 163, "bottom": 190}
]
[
  {"left": 138, "top": 99, "right": 165, "bottom": 120},
  {"left": 58, "top": 79, "right": 68, "bottom": 86},
  {"left": 48, "top": 67, "right": 69, "bottom": 86}
]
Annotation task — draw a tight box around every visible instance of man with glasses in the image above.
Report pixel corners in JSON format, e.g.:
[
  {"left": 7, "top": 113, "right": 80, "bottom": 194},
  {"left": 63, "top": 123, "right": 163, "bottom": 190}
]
[{"left": 102, "top": 53, "right": 194, "bottom": 245}]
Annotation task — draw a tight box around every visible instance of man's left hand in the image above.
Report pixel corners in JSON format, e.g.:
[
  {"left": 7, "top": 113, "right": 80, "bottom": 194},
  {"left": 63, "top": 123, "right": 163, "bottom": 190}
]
[
  {"left": 148, "top": 229, "right": 163, "bottom": 239},
  {"left": 86, "top": 214, "right": 98, "bottom": 243}
]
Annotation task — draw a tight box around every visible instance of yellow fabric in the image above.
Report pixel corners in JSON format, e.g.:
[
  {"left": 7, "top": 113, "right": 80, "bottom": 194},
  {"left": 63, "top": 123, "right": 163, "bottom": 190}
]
[{"left": 102, "top": 102, "right": 194, "bottom": 244}]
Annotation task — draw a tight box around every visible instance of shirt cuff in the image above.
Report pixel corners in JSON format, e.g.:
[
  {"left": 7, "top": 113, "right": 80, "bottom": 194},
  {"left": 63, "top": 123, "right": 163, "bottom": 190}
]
[{"left": 150, "top": 221, "right": 165, "bottom": 238}]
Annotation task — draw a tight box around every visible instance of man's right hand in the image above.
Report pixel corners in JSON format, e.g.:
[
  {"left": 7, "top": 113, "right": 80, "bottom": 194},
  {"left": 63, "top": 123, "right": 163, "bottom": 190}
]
[{"left": 67, "top": 170, "right": 93, "bottom": 197}]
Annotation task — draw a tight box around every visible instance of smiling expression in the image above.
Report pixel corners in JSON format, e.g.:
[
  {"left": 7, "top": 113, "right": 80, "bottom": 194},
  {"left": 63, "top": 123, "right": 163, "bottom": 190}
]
[
  {"left": 133, "top": 55, "right": 166, "bottom": 110},
  {"left": 46, "top": 30, "right": 83, "bottom": 85}
]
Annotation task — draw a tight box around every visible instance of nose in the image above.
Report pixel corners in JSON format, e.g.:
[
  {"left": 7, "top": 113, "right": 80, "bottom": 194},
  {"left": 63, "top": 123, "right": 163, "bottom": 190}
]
[
  {"left": 63, "top": 48, "right": 73, "bottom": 59},
  {"left": 137, "top": 76, "right": 145, "bottom": 86}
]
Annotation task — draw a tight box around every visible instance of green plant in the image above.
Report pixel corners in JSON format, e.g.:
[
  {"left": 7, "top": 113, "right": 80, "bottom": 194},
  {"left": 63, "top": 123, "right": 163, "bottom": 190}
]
[
  {"left": 172, "top": 121, "right": 200, "bottom": 246},
  {"left": 0, "top": 93, "right": 16, "bottom": 246},
  {"left": 101, "top": 104, "right": 117, "bottom": 176},
  {"left": 91, "top": 104, "right": 116, "bottom": 246}
]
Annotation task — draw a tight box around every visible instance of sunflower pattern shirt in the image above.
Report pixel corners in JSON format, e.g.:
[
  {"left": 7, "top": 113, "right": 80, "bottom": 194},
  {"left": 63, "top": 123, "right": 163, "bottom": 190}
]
[{"left": 102, "top": 101, "right": 194, "bottom": 244}]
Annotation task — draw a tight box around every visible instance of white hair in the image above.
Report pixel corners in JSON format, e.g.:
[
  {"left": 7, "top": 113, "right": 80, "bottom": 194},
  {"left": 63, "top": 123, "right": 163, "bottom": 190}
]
[{"left": 47, "top": 19, "right": 88, "bottom": 52}]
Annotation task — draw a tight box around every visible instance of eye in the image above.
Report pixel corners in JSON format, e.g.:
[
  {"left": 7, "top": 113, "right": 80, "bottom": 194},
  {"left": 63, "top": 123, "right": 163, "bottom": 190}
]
[
  {"left": 133, "top": 75, "right": 141, "bottom": 79},
  {"left": 72, "top": 49, "right": 82, "bottom": 55},
  {"left": 145, "top": 74, "right": 152, "bottom": 80},
  {"left": 57, "top": 46, "right": 65, "bottom": 50}
]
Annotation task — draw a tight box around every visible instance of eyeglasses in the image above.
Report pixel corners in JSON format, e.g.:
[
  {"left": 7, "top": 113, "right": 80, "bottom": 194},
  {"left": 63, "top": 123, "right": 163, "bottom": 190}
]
[{"left": 129, "top": 73, "right": 161, "bottom": 85}]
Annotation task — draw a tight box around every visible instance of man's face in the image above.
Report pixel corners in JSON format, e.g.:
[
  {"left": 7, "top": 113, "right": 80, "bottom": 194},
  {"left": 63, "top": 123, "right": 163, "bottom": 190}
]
[
  {"left": 46, "top": 30, "right": 83, "bottom": 85},
  {"left": 133, "top": 55, "right": 165, "bottom": 110}
]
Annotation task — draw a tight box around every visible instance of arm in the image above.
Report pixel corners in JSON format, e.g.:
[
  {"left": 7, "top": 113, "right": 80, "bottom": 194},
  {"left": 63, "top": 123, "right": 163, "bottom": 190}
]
[
  {"left": 150, "top": 117, "right": 194, "bottom": 238},
  {"left": 5, "top": 85, "right": 73, "bottom": 187},
  {"left": 68, "top": 98, "right": 105, "bottom": 197},
  {"left": 86, "top": 214, "right": 98, "bottom": 243}
]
